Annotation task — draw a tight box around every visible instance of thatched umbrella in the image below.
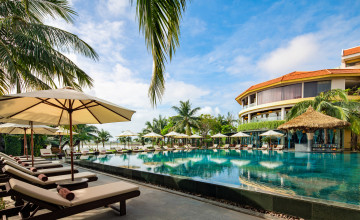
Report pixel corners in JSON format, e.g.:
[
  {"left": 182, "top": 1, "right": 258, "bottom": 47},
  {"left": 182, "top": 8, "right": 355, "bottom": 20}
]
[{"left": 278, "top": 106, "right": 350, "bottom": 151}]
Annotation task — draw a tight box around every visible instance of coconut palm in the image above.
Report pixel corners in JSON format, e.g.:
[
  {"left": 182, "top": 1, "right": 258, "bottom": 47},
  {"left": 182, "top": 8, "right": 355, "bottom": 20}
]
[
  {"left": 0, "top": 0, "right": 98, "bottom": 94},
  {"left": 74, "top": 124, "right": 98, "bottom": 151},
  {"left": 97, "top": 129, "right": 112, "bottom": 147},
  {"left": 172, "top": 100, "right": 200, "bottom": 135},
  {"left": 132, "top": 0, "right": 188, "bottom": 106},
  {"left": 287, "top": 89, "right": 360, "bottom": 145},
  {"left": 144, "top": 115, "right": 168, "bottom": 134}
]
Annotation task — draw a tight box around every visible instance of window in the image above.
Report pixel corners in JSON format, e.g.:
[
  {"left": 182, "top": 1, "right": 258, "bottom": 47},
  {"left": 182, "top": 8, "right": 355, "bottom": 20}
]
[
  {"left": 304, "top": 81, "right": 331, "bottom": 98},
  {"left": 257, "top": 83, "right": 302, "bottom": 105}
]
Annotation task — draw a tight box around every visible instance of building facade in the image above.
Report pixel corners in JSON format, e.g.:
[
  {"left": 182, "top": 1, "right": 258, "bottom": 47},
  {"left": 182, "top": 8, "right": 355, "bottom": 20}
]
[{"left": 235, "top": 47, "right": 360, "bottom": 150}]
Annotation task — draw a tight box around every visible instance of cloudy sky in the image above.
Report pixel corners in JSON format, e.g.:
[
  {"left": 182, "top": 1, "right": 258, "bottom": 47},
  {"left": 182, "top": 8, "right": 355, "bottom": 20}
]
[{"left": 46, "top": 0, "right": 360, "bottom": 138}]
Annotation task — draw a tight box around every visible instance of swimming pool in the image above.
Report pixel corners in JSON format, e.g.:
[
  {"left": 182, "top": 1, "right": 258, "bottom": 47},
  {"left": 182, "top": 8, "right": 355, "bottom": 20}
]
[{"left": 84, "top": 150, "right": 360, "bottom": 206}]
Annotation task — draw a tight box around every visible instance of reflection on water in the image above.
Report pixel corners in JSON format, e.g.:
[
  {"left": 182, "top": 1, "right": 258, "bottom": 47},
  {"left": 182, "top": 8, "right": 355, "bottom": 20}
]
[{"left": 84, "top": 150, "right": 360, "bottom": 206}]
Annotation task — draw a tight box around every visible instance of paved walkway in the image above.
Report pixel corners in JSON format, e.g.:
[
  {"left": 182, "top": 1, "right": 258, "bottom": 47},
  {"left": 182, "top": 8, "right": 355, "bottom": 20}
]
[{"left": 62, "top": 167, "right": 262, "bottom": 220}]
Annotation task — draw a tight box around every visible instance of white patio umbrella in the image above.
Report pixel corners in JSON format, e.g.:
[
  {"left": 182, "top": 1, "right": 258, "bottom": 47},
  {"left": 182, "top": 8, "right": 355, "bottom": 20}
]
[
  {"left": 164, "top": 131, "right": 179, "bottom": 147},
  {"left": 231, "top": 131, "right": 250, "bottom": 145},
  {"left": 117, "top": 130, "right": 138, "bottom": 149},
  {"left": 211, "top": 133, "right": 227, "bottom": 145},
  {"left": 0, "top": 87, "right": 136, "bottom": 180},
  {"left": 143, "top": 132, "right": 163, "bottom": 147},
  {"left": 175, "top": 133, "right": 189, "bottom": 146},
  {"left": 0, "top": 123, "right": 57, "bottom": 161},
  {"left": 189, "top": 134, "right": 202, "bottom": 147},
  {"left": 259, "top": 130, "right": 284, "bottom": 148}
]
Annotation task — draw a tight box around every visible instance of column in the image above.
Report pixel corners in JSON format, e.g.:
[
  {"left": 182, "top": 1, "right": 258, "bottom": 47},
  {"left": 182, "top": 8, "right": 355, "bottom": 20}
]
[
  {"left": 241, "top": 117, "right": 244, "bottom": 124},
  {"left": 281, "top": 107, "right": 285, "bottom": 120},
  {"left": 247, "top": 113, "right": 251, "bottom": 123}
]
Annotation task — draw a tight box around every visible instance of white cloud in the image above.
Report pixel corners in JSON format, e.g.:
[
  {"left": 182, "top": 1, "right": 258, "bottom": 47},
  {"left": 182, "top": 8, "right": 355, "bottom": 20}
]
[
  {"left": 183, "top": 17, "right": 207, "bottom": 36},
  {"left": 258, "top": 34, "right": 319, "bottom": 77},
  {"left": 97, "top": 0, "right": 134, "bottom": 20},
  {"left": 197, "top": 106, "right": 221, "bottom": 116},
  {"left": 226, "top": 55, "right": 253, "bottom": 75}
]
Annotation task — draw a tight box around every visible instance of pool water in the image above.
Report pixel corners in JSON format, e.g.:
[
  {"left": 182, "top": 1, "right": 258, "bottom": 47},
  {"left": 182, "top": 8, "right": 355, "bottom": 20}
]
[{"left": 85, "top": 150, "right": 360, "bottom": 206}]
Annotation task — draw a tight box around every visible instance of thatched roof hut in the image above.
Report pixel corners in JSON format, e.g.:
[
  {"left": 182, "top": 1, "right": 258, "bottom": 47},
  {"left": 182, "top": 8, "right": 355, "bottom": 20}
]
[{"left": 278, "top": 106, "right": 350, "bottom": 132}]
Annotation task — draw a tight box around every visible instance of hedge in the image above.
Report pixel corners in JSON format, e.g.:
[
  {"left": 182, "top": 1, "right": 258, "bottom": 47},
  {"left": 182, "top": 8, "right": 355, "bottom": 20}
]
[{"left": 238, "top": 120, "right": 285, "bottom": 131}]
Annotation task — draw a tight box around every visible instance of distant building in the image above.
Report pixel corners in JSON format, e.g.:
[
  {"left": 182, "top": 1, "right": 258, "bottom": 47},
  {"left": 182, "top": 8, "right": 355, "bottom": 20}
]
[{"left": 235, "top": 47, "right": 360, "bottom": 150}]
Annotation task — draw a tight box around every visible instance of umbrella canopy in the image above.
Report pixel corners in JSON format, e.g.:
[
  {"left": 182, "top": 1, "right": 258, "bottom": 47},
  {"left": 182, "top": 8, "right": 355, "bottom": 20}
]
[
  {"left": 0, "top": 87, "right": 135, "bottom": 125},
  {"left": 174, "top": 133, "right": 189, "bottom": 138},
  {"left": 117, "top": 130, "right": 138, "bottom": 137},
  {"left": 0, "top": 123, "right": 57, "bottom": 160},
  {"left": 164, "top": 131, "right": 179, "bottom": 137},
  {"left": 0, "top": 123, "right": 57, "bottom": 135},
  {"left": 231, "top": 131, "right": 250, "bottom": 137},
  {"left": 55, "top": 127, "right": 78, "bottom": 136},
  {"left": 189, "top": 134, "right": 202, "bottom": 138},
  {"left": 211, "top": 133, "right": 227, "bottom": 138},
  {"left": 143, "top": 132, "right": 163, "bottom": 138},
  {"left": 259, "top": 130, "right": 284, "bottom": 137},
  {"left": 0, "top": 87, "right": 135, "bottom": 181},
  {"left": 278, "top": 106, "right": 351, "bottom": 131}
]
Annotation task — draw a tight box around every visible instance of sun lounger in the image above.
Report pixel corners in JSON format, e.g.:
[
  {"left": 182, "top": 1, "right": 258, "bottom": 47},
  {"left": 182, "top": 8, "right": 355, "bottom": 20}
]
[
  {"left": 80, "top": 148, "right": 95, "bottom": 155},
  {"left": 114, "top": 147, "right": 127, "bottom": 153},
  {"left": 131, "top": 146, "right": 144, "bottom": 152},
  {"left": 0, "top": 157, "right": 63, "bottom": 169},
  {"left": 65, "top": 149, "right": 82, "bottom": 157},
  {"left": 221, "top": 144, "right": 230, "bottom": 149},
  {"left": 143, "top": 145, "right": 155, "bottom": 151},
  {"left": 260, "top": 145, "right": 268, "bottom": 150},
  {"left": 173, "top": 145, "right": 184, "bottom": 150},
  {"left": 40, "top": 149, "right": 56, "bottom": 159},
  {"left": 246, "top": 144, "right": 253, "bottom": 150},
  {"left": 2, "top": 165, "right": 97, "bottom": 189},
  {"left": 185, "top": 144, "right": 197, "bottom": 149},
  {"left": 153, "top": 145, "right": 163, "bottom": 151},
  {"left": 208, "top": 144, "right": 218, "bottom": 149},
  {"left": 1, "top": 159, "right": 78, "bottom": 177},
  {"left": 98, "top": 147, "right": 112, "bottom": 154},
  {"left": 163, "top": 146, "right": 175, "bottom": 151},
  {"left": 274, "top": 145, "right": 284, "bottom": 150},
  {"left": 1, "top": 178, "right": 140, "bottom": 219}
]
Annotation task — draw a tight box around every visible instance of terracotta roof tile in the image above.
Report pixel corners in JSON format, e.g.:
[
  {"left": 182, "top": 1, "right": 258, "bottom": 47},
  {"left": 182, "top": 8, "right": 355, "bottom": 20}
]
[
  {"left": 235, "top": 69, "right": 360, "bottom": 101},
  {"left": 343, "top": 46, "right": 360, "bottom": 56}
]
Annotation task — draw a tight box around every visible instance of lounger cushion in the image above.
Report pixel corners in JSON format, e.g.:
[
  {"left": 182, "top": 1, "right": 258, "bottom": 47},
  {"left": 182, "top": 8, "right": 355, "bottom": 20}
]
[
  {"left": 9, "top": 179, "right": 71, "bottom": 206},
  {"left": 4, "top": 160, "right": 73, "bottom": 175},
  {"left": 3, "top": 165, "right": 96, "bottom": 185}
]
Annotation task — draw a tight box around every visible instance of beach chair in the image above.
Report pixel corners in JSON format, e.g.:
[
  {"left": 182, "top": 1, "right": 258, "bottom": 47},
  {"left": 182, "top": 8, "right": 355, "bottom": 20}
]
[
  {"left": 115, "top": 147, "right": 127, "bottom": 153},
  {"left": 246, "top": 144, "right": 253, "bottom": 150},
  {"left": 208, "top": 144, "right": 218, "bottom": 149},
  {"left": 186, "top": 144, "right": 197, "bottom": 149},
  {"left": 80, "top": 148, "right": 95, "bottom": 155},
  {"left": 274, "top": 145, "right": 284, "bottom": 150},
  {"left": 260, "top": 144, "right": 268, "bottom": 150},
  {"left": 98, "top": 147, "right": 111, "bottom": 154},
  {"left": 143, "top": 145, "right": 155, "bottom": 151},
  {"left": 153, "top": 145, "right": 163, "bottom": 151},
  {"left": 1, "top": 178, "right": 140, "bottom": 219},
  {"left": 0, "top": 156, "right": 63, "bottom": 169},
  {"left": 131, "top": 146, "right": 144, "bottom": 152},
  {"left": 2, "top": 165, "right": 97, "bottom": 189},
  {"left": 1, "top": 159, "right": 77, "bottom": 177},
  {"left": 40, "top": 149, "right": 56, "bottom": 159},
  {"left": 65, "top": 149, "right": 82, "bottom": 157},
  {"left": 163, "top": 146, "right": 175, "bottom": 151},
  {"left": 234, "top": 144, "right": 241, "bottom": 149},
  {"left": 221, "top": 144, "right": 230, "bottom": 149},
  {"left": 173, "top": 145, "right": 184, "bottom": 150}
]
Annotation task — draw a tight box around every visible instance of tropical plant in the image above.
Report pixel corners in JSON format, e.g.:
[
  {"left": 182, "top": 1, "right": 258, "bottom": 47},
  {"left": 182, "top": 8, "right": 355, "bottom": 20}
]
[
  {"left": 172, "top": 100, "right": 200, "bottom": 135},
  {"left": 287, "top": 89, "right": 360, "bottom": 147},
  {"left": 0, "top": 0, "right": 98, "bottom": 94},
  {"left": 97, "top": 129, "right": 112, "bottom": 147},
  {"left": 132, "top": 0, "right": 188, "bottom": 106},
  {"left": 196, "top": 114, "right": 217, "bottom": 137},
  {"left": 74, "top": 124, "right": 98, "bottom": 150},
  {"left": 238, "top": 120, "right": 285, "bottom": 132},
  {"left": 144, "top": 115, "right": 168, "bottom": 134}
]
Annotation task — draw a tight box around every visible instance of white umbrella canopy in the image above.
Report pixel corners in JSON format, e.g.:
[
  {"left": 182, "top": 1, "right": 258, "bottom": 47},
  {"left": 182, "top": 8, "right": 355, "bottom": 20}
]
[
  {"left": 189, "top": 134, "right": 202, "bottom": 138},
  {"left": 0, "top": 87, "right": 136, "bottom": 181},
  {"left": 231, "top": 131, "right": 250, "bottom": 137},
  {"left": 117, "top": 130, "right": 138, "bottom": 137},
  {"left": 174, "top": 133, "right": 189, "bottom": 138},
  {"left": 143, "top": 132, "right": 163, "bottom": 138},
  {"left": 164, "top": 131, "right": 179, "bottom": 137},
  {"left": 211, "top": 133, "right": 227, "bottom": 138},
  {"left": 55, "top": 127, "right": 78, "bottom": 136},
  {"left": 0, "top": 123, "right": 57, "bottom": 160},
  {"left": 259, "top": 130, "right": 284, "bottom": 137}
]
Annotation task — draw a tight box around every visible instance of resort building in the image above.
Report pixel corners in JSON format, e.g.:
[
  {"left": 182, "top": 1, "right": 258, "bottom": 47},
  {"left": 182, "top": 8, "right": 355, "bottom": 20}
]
[{"left": 235, "top": 46, "right": 360, "bottom": 150}]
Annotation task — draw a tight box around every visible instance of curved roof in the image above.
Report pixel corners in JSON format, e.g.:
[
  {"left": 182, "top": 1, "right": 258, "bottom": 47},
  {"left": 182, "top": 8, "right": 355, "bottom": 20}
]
[
  {"left": 235, "top": 69, "right": 360, "bottom": 102},
  {"left": 343, "top": 46, "right": 360, "bottom": 56}
]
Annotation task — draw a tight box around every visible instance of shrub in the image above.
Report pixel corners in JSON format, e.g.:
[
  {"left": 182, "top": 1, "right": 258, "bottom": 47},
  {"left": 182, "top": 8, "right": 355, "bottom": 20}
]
[{"left": 238, "top": 120, "right": 285, "bottom": 131}]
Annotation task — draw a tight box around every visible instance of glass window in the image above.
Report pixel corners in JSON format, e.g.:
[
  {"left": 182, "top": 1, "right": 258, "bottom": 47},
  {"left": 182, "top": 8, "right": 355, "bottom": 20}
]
[
  {"left": 304, "top": 81, "right": 331, "bottom": 98},
  {"left": 257, "top": 83, "right": 302, "bottom": 105}
]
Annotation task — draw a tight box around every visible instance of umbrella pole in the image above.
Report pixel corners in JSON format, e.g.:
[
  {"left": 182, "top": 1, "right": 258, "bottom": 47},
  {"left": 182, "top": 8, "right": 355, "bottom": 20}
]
[
  {"left": 69, "top": 111, "right": 74, "bottom": 181},
  {"left": 23, "top": 129, "right": 28, "bottom": 160},
  {"left": 30, "top": 121, "right": 34, "bottom": 167},
  {"left": 59, "top": 135, "right": 62, "bottom": 153}
]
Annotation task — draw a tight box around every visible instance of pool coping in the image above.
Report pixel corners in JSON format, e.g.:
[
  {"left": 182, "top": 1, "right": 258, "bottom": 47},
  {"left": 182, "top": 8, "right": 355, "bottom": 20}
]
[{"left": 73, "top": 159, "right": 360, "bottom": 220}]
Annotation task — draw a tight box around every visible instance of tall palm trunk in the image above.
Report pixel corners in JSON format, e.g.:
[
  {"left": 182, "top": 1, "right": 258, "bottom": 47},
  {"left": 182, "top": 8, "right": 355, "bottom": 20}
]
[{"left": 324, "top": 129, "right": 328, "bottom": 144}]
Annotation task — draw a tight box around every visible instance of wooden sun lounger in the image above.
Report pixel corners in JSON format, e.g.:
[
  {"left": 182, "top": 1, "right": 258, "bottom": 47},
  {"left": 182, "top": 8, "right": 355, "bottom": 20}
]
[
  {"left": 1, "top": 178, "right": 140, "bottom": 219},
  {"left": 221, "top": 144, "right": 230, "bottom": 149},
  {"left": 153, "top": 145, "right": 163, "bottom": 151},
  {"left": 274, "top": 145, "right": 284, "bottom": 150},
  {"left": 2, "top": 165, "right": 97, "bottom": 189},
  {"left": 208, "top": 144, "right": 218, "bottom": 149},
  {"left": 40, "top": 149, "right": 56, "bottom": 159},
  {"left": 1, "top": 160, "right": 77, "bottom": 177},
  {"left": 246, "top": 144, "right": 253, "bottom": 150},
  {"left": 260, "top": 145, "right": 268, "bottom": 150},
  {"left": 163, "top": 146, "right": 175, "bottom": 151}
]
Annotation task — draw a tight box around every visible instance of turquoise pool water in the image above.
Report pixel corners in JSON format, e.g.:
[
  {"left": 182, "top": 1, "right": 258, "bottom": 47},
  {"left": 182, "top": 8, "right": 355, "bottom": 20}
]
[{"left": 85, "top": 150, "right": 360, "bottom": 206}]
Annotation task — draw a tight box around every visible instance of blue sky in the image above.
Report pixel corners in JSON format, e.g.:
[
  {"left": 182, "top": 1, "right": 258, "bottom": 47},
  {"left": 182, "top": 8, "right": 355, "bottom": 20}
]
[{"left": 46, "top": 0, "right": 360, "bottom": 138}]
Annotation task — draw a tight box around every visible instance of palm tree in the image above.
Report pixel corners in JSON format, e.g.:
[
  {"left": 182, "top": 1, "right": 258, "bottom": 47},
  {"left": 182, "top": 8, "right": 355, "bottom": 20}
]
[
  {"left": 144, "top": 115, "right": 168, "bottom": 134},
  {"left": 97, "top": 129, "right": 112, "bottom": 147},
  {"left": 287, "top": 89, "right": 360, "bottom": 145},
  {"left": 132, "top": 0, "right": 188, "bottom": 106},
  {"left": 0, "top": 0, "right": 98, "bottom": 94},
  {"left": 74, "top": 124, "right": 98, "bottom": 151},
  {"left": 172, "top": 100, "right": 200, "bottom": 135}
]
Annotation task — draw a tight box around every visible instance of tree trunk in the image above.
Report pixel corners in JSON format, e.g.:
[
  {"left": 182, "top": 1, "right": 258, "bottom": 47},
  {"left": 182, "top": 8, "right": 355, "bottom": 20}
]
[
  {"left": 324, "top": 129, "right": 328, "bottom": 144},
  {"left": 102, "top": 141, "right": 105, "bottom": 147},
  {"left": 350, "top": 132, "right": 358, "bottom": 151}
]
